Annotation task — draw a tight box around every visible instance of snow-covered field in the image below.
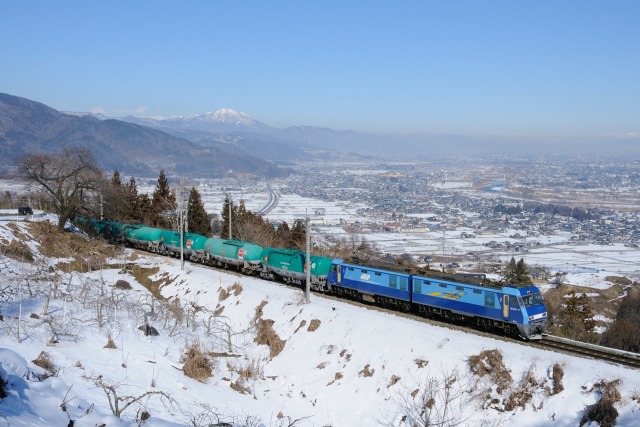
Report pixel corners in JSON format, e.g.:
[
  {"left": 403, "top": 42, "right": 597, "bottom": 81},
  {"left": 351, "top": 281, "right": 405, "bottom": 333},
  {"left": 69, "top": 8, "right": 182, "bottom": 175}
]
[{"left": 2, "top": 216, "right": 640, "bottom": 426}]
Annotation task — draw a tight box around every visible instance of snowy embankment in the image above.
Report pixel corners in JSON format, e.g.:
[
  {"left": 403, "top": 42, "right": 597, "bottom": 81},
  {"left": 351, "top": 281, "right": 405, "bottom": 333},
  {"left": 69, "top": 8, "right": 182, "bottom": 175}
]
[{"left": 1, "top": 218, "right": 640, "bottom": 426}]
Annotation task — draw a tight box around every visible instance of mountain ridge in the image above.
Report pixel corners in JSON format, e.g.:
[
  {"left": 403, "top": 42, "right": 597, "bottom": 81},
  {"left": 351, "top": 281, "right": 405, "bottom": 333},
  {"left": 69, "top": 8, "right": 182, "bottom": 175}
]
[{"left": 0, "top": 93, "right": 290, "bottom": 178}]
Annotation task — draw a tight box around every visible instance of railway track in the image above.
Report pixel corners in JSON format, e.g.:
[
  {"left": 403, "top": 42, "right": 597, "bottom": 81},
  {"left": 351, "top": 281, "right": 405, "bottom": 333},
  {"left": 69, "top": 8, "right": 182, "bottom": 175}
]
[{"left": 529, "top": 335, "right": 640, "bottom": 369}]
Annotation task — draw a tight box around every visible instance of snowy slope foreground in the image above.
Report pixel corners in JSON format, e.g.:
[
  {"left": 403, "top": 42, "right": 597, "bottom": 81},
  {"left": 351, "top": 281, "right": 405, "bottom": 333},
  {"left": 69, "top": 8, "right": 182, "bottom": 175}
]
[{"left": 1, "top": 218, "right": 640, "bottom": 427}]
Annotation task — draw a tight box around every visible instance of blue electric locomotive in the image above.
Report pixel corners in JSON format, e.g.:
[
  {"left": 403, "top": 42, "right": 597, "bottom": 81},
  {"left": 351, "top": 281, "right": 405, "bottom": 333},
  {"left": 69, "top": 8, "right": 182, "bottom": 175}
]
[{"left": 328, "top": 258, "right": 547, "bottom": 339}]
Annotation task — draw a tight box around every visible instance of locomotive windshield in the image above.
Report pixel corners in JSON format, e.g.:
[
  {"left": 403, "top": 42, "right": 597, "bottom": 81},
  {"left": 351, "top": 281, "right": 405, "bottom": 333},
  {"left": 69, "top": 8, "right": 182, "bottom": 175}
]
[{"left": 520, "top": 292, "right": 544, "bottom": 307}]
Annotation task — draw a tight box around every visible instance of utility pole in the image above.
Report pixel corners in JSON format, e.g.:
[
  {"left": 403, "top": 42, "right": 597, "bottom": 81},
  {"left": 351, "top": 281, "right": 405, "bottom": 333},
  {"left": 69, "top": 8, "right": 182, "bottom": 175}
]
[
  {"left": 228, "top": 201, "right": 232, "bottom": 240},
  {"left": 305, "top": 217, "right": 311, "bottom": 304}
]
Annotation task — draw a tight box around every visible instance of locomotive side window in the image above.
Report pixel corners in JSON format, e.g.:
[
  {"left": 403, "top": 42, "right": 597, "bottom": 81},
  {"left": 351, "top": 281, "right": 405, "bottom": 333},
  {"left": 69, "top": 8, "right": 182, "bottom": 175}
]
[
  {"left": 439, "top": 283, "right": 447, "bottom": 288},
  {"left": 484, "top": 292, "right": 495, "bottom": 307},
  {"left": 414, "top": 280, "right": 422, "bottom": 293},
  {"left": 473, "top": 289, "right": 482, "bottom": 294},
  {"left": 375, "top": 272, "right": 381, "bottom": 276},
  {"left": 456, "top": 286, "right": 463, "bottom": 291},
  {"left": 389, "top": 276, "right": 397, "bottom": 289},
  {"left": 400, "top": 277, "right": 407, "bottom": 291},
  {"left": 510, "top": 296, "right": 521, "bottom": 309}
]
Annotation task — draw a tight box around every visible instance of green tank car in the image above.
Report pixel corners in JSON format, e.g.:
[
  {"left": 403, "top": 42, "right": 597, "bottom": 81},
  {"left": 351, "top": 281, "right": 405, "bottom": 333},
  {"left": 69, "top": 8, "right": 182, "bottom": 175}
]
[
  {"left": 204, "top": 238, "right": 263, "bottom": 273},
  {"left": 259, "top": 247, "right": 331, "bottom": 290},
  {"left": 161, "top": 231, "right": 208, "bottom": 257},
  {"left": 124, "top": 226, "right": 163, "bottom": 250}
]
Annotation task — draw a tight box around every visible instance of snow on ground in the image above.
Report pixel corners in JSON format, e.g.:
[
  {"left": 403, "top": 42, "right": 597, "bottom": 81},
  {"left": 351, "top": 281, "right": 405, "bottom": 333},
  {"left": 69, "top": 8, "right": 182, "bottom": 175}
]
[{"left": 2, "top": 219, "right": 640, "bottom": 426}]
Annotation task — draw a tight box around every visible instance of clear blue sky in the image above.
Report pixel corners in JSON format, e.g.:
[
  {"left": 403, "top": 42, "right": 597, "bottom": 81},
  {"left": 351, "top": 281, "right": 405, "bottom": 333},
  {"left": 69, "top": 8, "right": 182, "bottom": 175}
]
[{"left": 1, "top": 1, "right": 639, "bottom": 142}]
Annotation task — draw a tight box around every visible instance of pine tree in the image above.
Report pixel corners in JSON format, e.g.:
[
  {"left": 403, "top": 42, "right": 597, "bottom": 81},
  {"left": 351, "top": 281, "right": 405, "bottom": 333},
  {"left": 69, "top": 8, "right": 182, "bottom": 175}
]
[
  {"left": 150, "top": 170, "right": 176, "bottom": 228},
  {"left": 187, "top": 187, "right": 211, "bottom": 236},
  {"left": 501, "top": 257, "right": 518, "bottom": 284},
  {"left": 515, "top": 258, "right": 533, "bottom": 285}
]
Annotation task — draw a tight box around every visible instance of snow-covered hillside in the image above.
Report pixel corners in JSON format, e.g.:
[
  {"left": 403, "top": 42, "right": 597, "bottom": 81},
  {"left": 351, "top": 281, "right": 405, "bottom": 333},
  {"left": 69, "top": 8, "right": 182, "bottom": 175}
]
[{"left": 1, "top": 218, "right": 640, "bottom": 427}]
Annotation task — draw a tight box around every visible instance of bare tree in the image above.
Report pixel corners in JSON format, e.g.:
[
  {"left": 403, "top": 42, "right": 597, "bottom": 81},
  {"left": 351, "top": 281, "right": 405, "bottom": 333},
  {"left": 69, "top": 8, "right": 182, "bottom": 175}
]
[
  {"left": 382, "top": 369, "right": 471, "bottom": 427},
  {"left": 18, "top": 147, "right": 103, "bottom": 230},
  {"left": 91, "top": 375, "right": 174, "bottom": 418}
]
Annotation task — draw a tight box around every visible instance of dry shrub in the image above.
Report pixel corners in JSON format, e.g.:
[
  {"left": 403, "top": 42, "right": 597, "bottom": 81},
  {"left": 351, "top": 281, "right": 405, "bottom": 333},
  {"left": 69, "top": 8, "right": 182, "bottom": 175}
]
[
  {"left": 182, "top": 343, "right": 213, "bottom": 382},
  {"left": 468, "top": 349, "right": 512, "bottom": 393},
  {"left": 388, "top": 375, "right": 401, "bottom": 388},
  {"left": 231, "top": 357, "right": 264, "bottom": 382},
  {"left": 580, "top": 379, "right": 622, "bottom": 427},
  {"left": 504, "top": 365, "right": 540, "bottom": 411},
  {"left": 254, "top": 319, "right": 285, "bottom": 357},
  {"left": 218, "top": 287, "right": 229, "bottom": 301},
  {"left": 327, "top": 372, "right": 343, "bottom": 386},
  {"left": 307, "top": 319, "right": 321, "bottom": 332},
  {"left": 213, "top": 305, "right": 225, "bottom": 316},
  {"left": 415, "top": 358, "right": 429, "bottom": 368},
  {"left": 359, "top": 364, "right": 375, "bottom": 377},
  {"left": 114, "top": 279, "right": 132, "bottom": 290},
  {"left": 32, "top": 351, "right": 56, "bottom": 376},
  {"left": 254, "top": 300, "right": 268, "bottom": 322},
  {"left": 104, "top": 332, "right": 117, "bottom": 349},
  {"left": 551, "top": 363, "right": 564, "bottom": 395},
  {"left": 3, "top": 239, "right": 34, "bottom": 262},
  {"left": 316, "top": 362, "right": 328, "bottom": 369},
  {"left": 230, "top": 378, "right": 251, "bottom": 394},
  {"left": 294, "top": 320, "right": 306, "bottom": 333},
  {"left": 230, "top": 282, "right": 242, "bottom": 296}
]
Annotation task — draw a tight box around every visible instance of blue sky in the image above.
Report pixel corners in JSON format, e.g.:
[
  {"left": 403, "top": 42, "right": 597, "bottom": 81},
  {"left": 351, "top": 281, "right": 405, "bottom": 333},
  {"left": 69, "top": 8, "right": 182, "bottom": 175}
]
[{"left": 1, "top": 1, "right": 639, "bottom": 141}]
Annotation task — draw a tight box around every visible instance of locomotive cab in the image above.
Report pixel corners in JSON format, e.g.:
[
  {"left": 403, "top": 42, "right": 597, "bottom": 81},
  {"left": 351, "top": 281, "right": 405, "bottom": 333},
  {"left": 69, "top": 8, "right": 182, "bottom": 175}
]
[{"left": 503, "top": 286, "right": 547, "bottom": 340}]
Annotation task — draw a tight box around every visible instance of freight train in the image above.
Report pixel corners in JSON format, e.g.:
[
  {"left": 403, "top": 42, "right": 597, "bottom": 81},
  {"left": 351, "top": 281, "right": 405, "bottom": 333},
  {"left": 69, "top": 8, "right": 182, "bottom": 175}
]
[{"left": 81, "top": 219, "right": 548, "bottom": 340}]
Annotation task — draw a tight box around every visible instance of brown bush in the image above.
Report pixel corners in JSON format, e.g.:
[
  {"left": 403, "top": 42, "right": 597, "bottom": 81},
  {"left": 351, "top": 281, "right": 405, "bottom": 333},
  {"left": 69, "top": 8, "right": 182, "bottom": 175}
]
[
  {"left": 307, "top": 319, "right": 321, "bottom": 332},
  {"left": 551, "top": 363, "right": 564, "bottom": 395},
  {"left": 114, "top": 279, "right": 132, "bottom": 290},
  {"left": 468, "top": 349, "right": 512, "bottom": 393},
  {"left": 182, "top": 343, "right": 213, "bottom": 382},
  {"left": 230, "top": 282, "right": 243, "bottom": 296},
  {"left": 504, "top": 365, "right": 540, "bottom": 411},
  {"left": 104, "top": 332, "right": 117, "bottom": 349},
  {"left": 359, "top": 364, "right": 375, "bottom": 377},
  {"left": 254, "top": 319, "right": 285, "bottom": 357},
  {"left": 294, "top": 320, "right": 306, "bottom": 333},
  {"left": 32, "top": 351, "right": 56, "bottom": 376},
  {"left": 254, "top": 300, "right": 268, "bottom": 322},
  {"left": 414, "top": 358, "right": 429, "bottom": 368},
  {"left": 388, "top": 375, "right": 401, "bottom": 388},
  {"left": 580, "top": 379, "right": 622, "bottom": 427},
  {"left": 3, "top": 239, "right": 34, "bottom": 262},
  {"left": 230, "top": 378, "right": 251, "bottom": 394}
]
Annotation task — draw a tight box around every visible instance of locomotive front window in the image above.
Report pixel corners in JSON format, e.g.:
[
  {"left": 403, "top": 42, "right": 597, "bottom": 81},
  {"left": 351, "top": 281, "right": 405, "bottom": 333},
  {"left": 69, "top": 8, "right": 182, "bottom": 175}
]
[{"left": 521, "top": 293, "right": 544, "bottom": 307}]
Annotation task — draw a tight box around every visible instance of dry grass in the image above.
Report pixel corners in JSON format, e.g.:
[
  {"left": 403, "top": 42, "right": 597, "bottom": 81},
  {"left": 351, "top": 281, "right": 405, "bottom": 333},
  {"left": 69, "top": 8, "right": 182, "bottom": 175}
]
[
  {"left": 414, "top": 358, "right": 429, "bottom": 368},
  {"left": 2, "top": 239, "right": 34, "bottom": 262},
  {"left": 114, "top": 279, "right": 132, "bottom": 290},
  {"left": 307, "top": 319, "right": 321, "bottom": 332},
  {"left": 254, "top": 300, "right": 268, "bottom": 322},
  {"left": 104, "top": 332, "right": 117, "bottom": 349},
  {"left": 551, "top": 363, "right": 565, "bottom": 395},
  {"left": 294, "top": 320, "right": 306, "bottom": 333},
  {"left": 388, "top": 375, "right": 401, "bottom": 388},
  {"left": 468, "top": 349, "right": 512, "bottom": 393},
  {"left": 327, "top": 372, "right": 344, "bottom": 386},
  {"left": 580, "top": 379, "right": 622, "bottom": 427},
  {"left": 182, "top": 343, "right": 213, "bottom": 382},
  {"left": 128, "top": 266, "right": 167, "bottom": 300},
  {"left": 504, "top": 365, "right": 541, "bottom": 411},
  {"left": 254, "top": 319, "right": 285, "bottom": 358},
  {"left": 32, "top": 351, "right": 57, "bottom": 377},
  {"left": 359, "top": 364, "right": 375, "bottom": 377}
]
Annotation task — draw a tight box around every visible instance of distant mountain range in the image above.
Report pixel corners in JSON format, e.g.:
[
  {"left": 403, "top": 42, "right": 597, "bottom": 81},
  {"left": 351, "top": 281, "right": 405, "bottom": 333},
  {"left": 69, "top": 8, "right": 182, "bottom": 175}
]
[
  {"left": 0, "top": 93, "right": 291, "bottom": 178},
  {"left": 3, "top": 93, "right": 637, "bottom": 179}
]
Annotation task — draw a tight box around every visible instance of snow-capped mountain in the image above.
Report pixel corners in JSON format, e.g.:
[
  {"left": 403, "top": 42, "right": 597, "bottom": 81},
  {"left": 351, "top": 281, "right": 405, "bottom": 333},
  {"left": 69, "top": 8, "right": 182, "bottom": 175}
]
[{"left": 122, "top": 108, "right": 272, "bottom": 134}]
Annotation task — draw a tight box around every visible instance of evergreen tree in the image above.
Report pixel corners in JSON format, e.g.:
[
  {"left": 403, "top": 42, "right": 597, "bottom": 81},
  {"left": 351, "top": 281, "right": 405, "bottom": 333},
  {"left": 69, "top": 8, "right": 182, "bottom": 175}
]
[
  {"left": 187, "top": 187, "right": 211, "bottom": 236},
  {"left": 289, "top": 219, "right": 307, "bottom": 249},
  {"left": 501, "top": 257, "right": 518, "bottom": 284},
  {"left": 560, "top": 290, "right": 597, "bottom": 342},
  {"left": 515, "top": 258, "right": 533, "bottom": 285},
  {"left": 150, "top": 170, "right": 176, "bottom": 228}
]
